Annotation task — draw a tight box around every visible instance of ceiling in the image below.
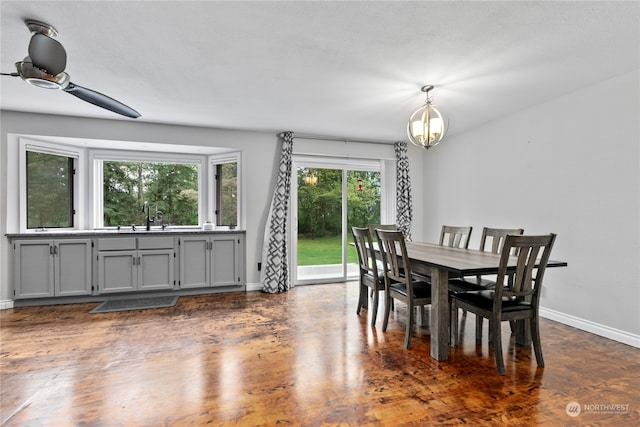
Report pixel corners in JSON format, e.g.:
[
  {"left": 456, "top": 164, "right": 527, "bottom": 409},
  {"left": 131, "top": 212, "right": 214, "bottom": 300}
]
[{"left": 1, "top": 1, "right": 638, "bottom": 142}]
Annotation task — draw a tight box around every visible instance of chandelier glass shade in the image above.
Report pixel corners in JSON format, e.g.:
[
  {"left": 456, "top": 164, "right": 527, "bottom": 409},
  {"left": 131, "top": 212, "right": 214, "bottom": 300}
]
[
  {"left": 303, "top": 173, "right": 318, "bottom": 185},
  {"left": 407, "top": 85, "right": 448, "bottom": 149}
]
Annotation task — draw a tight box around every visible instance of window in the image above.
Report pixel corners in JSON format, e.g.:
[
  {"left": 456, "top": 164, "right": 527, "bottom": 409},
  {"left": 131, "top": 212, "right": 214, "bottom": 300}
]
[
  {"left": 26, "top": 150, "right": 75, "bottom": 229},
  {"left": 215, "top": 162, "right": 237, "bottom": 226},
  {"left": 209, "top": 153, "right": 241, "bottom": 228},
  {"left": 102, "top": 160, "right": 200, "bottom": 227},
  {"left": 16, "top": 137, "right": 242, "bottom": 232}
]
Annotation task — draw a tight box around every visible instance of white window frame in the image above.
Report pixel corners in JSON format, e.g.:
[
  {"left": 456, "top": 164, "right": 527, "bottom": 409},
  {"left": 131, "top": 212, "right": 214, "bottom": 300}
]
[
  {"left": 90, "top": 150, "right": 206, "bottom": 229},
  {"left": 15, "top": 136, "right": 244, "bottom": 232},
  {"left": 209, "top": 152, "right": 242, "bottom": 228},
  {"left": 290, "top": 154, "right": 390, "bottom": 285},
  {"left": 18, "top": 138, "right": 85, "bottom": 232}
]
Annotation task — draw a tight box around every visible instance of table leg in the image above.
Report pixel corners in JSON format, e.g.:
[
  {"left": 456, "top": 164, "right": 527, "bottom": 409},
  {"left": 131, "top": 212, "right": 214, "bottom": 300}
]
[
  {"left": 430, "top": 268, "right": 449, "bottom": 360},
  {"left": 515, "top": 320, "right": 532, "bottom": 346}
]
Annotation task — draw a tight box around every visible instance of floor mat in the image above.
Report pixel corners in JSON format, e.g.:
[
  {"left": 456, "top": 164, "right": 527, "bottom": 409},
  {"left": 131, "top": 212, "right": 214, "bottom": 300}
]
[{"left": 90, "top": 296, "right": 179, "bottom": 313}]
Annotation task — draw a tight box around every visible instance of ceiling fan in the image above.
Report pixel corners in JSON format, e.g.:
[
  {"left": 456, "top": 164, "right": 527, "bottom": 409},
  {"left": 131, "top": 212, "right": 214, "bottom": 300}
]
[{"left": 1, "top": 20, "right": 140, "bottom": 118}]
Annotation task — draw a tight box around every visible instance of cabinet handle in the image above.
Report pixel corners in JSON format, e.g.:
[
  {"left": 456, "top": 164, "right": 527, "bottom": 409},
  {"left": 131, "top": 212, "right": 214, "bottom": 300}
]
[
  {"left": 54, "top": 246, "right": 58, "bottom": 255},
  {"left": 50, "top": 245, "right": 54, "bottom": 255},
  {"left": 138, "top": 256, "right": 141, "bottom": 265},
  {"left": 132, "top": 257, "right": 136, "bottom": 266}
]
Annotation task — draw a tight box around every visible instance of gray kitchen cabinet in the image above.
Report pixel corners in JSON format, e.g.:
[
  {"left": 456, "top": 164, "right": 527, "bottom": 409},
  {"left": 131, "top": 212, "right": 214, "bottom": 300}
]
[
  {"left": 13, "top": 239, "right": 92, "bottom": 299},
  {"left": 179, "top": 234, "right": 243, "bottom": 288},
  {"left": 9, "top": 230, "right": 245, "bottom": 303},
  {"left": 178, "top": 235, "right": 209, "bottom": 288},
  {"left": 97, "top": 237, "right": 174, "bottom": 294}
]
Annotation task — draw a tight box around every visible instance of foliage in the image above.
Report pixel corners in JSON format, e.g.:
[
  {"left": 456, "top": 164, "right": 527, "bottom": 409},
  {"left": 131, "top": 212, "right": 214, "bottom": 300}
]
[
  {"left": 218, "top": 162, "right": 238, "bottom": 226},
  {"left": 26, "top": 151, "right": 73, "bottom": 228},
  {"left": 103, "top": 161, "right": 199, "bottom": 226},
  {"left": 297, "top": 168, "right": 381, "bottom": 239}
]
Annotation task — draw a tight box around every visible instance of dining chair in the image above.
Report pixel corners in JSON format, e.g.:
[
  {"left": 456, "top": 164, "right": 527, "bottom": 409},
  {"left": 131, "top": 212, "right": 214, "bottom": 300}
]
[
  {"left": 351, "top": 227, "right": 386, "bottom": 326},
  {"left": 375, "top": 228, "right": 432, "bottom": 349},
  {"left": 448, "top": 227, "right": 524, "bottom": 339},
  {"left": 450, "top": 233, "right": 557, "bottom": 374},
  {"left": 449, "top": 227, "right": 525, "bottom": 293},
  {"left": 367, "top": 224, "right": 397, "bottom": 235},
  {"left": 439, "top": 225, "right": 473, "bottom": 249}
]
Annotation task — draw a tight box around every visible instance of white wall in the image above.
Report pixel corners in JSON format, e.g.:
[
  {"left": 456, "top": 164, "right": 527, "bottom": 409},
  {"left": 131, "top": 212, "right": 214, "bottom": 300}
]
[
  {"left": 0, "top": 112, "right": 280, "bottom": 303},
  {"left": 420, "top": 70, "right": 640, "bottom": 345}
]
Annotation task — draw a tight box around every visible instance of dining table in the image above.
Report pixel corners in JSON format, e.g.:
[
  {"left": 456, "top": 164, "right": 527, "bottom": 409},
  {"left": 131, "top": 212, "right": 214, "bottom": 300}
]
[{"left": 398, "top": 241, "right": 568, "bottom": 361}]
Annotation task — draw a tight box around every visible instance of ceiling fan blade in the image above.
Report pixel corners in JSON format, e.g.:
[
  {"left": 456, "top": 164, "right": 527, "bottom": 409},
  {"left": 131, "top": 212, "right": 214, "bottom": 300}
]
[
  {"left": 29, "top": 33, "right": 66, "bottom": 75},
  {"left": 63, "top": 82, "right": 140, "bottom": 118}
]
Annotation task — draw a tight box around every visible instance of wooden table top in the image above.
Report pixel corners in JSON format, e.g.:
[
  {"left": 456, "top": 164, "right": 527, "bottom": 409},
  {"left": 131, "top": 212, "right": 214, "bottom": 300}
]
[{"left": 404, "top": 241, "right": 567, "bottom": 275}]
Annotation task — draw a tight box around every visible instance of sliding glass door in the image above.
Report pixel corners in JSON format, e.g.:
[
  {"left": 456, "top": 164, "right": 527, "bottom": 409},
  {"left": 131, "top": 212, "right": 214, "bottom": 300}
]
[{"left": 292, "top": 157, "right": 382, "bottom": 285}]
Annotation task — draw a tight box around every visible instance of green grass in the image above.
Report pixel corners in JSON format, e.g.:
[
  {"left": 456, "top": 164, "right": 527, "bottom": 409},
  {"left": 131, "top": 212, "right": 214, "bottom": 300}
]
[{"left": 297, "top": 235, "right": 357, "bottom": 266}]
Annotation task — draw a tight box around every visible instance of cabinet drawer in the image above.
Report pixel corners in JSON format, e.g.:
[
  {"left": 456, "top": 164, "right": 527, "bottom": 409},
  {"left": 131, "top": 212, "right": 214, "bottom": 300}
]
[
  {"left": 138, "top": 236, "right": 174, "bottom": 250},
  {"left": 97, "top": 237, "right": 136, "bottom": 251}
]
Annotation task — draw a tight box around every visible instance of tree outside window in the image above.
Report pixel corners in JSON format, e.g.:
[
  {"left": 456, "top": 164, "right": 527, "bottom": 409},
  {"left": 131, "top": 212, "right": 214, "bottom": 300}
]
[
  {"left": 216, "top": 162, "right": 238, "bottom": 226},
  {"left": 26, "top": 151, "right": 74, "bottom": 229},
  {"left": 103, "top": 161, "right": 199, "bottom": 227}
]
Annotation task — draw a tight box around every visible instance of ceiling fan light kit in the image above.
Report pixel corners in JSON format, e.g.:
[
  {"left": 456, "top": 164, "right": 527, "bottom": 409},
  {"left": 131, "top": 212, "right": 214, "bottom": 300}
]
[
  {"left": 407, "top": 85, "right": 448, "bottom": 149},
  {"left": 3, "top": 19, "right": 140, "bottom": 118},
  {"left": 16, "top": 58, "right": 70, "bottom": 90}
]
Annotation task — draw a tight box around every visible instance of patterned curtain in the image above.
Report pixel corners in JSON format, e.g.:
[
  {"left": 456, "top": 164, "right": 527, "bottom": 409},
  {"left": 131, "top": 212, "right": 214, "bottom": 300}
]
[
  {"left": 261, "top": 132, "right": 294, "bottom": 293},
  {"left": 395, "top": 141, "right": 413, "bottom": 240}
]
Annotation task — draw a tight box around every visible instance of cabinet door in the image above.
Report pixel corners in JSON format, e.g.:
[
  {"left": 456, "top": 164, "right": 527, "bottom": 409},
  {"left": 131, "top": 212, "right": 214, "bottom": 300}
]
[
  {"left": 55, "top": 239, "right": 92, "bottom": 296},
  {"left": 14, "top": 240, "right": 54, "bottom": 299},
  {"left": 211, "top": 235, "right": 239, "bottom": 287},
  {"left": 98, "top": 251, "right": 137, "bottom": 293},
  {"left": 179, "top": 236, "right": 210, "bottom": 288},
  {"left": 139, "top": 249, "right": 175, "bottom": 291}
]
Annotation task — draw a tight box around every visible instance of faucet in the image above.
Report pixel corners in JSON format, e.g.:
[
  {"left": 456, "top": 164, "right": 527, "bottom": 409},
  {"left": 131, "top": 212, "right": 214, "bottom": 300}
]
[{"left": 142, "top": 201, "right": 155, "bottom": 231}]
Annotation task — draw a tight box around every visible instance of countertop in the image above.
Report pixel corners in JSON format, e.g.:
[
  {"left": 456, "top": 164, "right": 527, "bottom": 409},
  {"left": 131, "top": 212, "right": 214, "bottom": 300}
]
[{"left": 6, "top": 228, "right": 245, "bottom": 238}]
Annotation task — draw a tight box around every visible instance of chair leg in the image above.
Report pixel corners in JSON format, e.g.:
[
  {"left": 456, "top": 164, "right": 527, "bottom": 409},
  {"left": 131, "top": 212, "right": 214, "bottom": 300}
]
[
  {"left": 370, "top": 289, "right": 379, "bottom": 327},
  {"left": 382, "top": 293, "right": 392, "bottom": 332},
  {"left": 491, "top": 319, "right": 505, "bottom": 375},
  {"left": 357, "top": 282, "right": 366, "bottom": 315},
  {"left": 451, "top": 301, "right": 459, "bottom": 346},
  {"left": 404, "top": 302, "right": 414, "bottom": 349},
  {"left": 476, "top": 317, "right": 483, "bottom": 340},
  {"left": 531, "top": 317, "right": 545, "bottom": 368}
]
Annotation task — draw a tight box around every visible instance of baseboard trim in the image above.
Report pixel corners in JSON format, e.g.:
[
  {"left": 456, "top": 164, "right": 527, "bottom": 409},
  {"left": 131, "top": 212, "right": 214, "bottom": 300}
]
[
  {"left": 0, "top": 299, "right": 15, "bottom": 310},
  {"left": 246, "top": 283, "right": 263, "bottom": 292},
  {"left": 540, "top": 306, "right": 640, "bottom": 349}
]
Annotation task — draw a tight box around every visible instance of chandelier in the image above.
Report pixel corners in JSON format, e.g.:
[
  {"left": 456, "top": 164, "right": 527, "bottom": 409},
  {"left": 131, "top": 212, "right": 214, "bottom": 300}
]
[
  {"left": 406, "top": 85, "right": 448, "bottom": 149},
  {"left": 303, "top": 172, "right": 318, "bottom": 185}
]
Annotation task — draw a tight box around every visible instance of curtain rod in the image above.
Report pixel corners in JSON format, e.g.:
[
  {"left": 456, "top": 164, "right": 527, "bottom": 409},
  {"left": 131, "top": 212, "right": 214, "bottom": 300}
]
[{"left": 288, "top": 132, "right": 398, "bottom": 146}]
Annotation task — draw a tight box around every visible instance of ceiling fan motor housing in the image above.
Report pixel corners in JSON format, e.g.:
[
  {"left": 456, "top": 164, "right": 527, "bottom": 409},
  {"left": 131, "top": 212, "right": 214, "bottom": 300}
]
[{"left": 28, "top": 33, "right": 67, "bottom": 76}]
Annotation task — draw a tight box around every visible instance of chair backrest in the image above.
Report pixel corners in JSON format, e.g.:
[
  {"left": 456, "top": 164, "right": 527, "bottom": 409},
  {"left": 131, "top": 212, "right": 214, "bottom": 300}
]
[
  {"left": 439, "top": 225, "right": 472, "bottom": 248},
  {"left": 375, "top": 229, "right": 411, "bottom": 285},
  {"left": 494, "top": 234, "right": 556, "bottom": 307},
  {"left": 480, "top": 227, "right": 524, "bottom": 254},
  {"left": 351, "top": 226, "right": 381, "bottom": 279},
  {"left": 368, "top": 224, "right": 397, "bottom": 238}
]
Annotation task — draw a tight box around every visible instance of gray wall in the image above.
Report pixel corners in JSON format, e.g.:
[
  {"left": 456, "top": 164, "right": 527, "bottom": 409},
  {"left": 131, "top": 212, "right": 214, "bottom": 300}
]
[{"left": 419, "top": 70, "right": 640, "bottom": 343}]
